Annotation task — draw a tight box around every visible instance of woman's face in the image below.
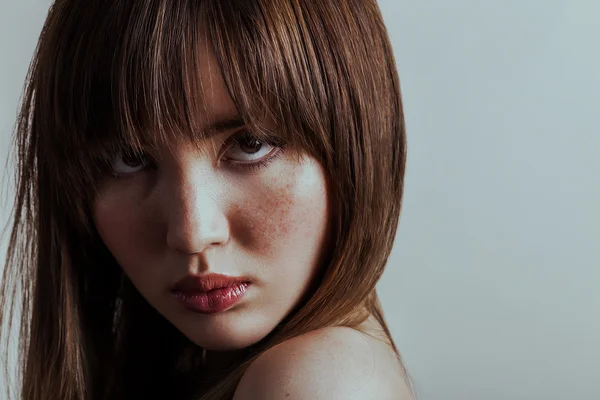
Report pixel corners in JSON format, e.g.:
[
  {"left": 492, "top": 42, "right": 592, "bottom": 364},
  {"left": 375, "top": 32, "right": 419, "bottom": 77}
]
[{"left": 92, "top": 42, "right": 332, "bottom": 351}]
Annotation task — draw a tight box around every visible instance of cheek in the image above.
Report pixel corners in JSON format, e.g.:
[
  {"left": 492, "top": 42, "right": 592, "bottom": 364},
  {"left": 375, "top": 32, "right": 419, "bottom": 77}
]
[
  {"left": 93, "top": 194, "right": 128, "bottom": 250},
  {"left": 238, "top": 160, "right": 330, "bottom": 269},
  {"left": 248, "top": 185, "right": 295, "bottom": 251},
  {"left": 92, "top": 189, "right": 155, "bottom": 269}
]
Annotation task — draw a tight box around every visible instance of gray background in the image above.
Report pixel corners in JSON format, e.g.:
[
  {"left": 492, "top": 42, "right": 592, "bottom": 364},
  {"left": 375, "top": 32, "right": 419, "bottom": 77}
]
[{"left": 1, "top": 1, "right": 599, "bottom": 399}]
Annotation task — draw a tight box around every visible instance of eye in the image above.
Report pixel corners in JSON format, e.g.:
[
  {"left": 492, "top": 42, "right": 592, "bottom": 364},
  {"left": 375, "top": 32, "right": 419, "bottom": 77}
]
[
  {"left": 111, "top": 148, "right": 150, "bottom": 175},
  {"left": 223, "top": 131, "right": 278, "bottom": 163}
]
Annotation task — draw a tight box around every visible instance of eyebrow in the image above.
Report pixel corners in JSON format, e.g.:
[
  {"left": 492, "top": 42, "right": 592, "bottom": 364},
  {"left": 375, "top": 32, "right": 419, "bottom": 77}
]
[{"left": 203, "top": 115, "right": 246, "bottom": 136}]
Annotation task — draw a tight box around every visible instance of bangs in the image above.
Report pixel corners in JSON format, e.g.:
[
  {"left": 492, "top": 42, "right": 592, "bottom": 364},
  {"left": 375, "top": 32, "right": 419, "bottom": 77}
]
[
  {"left": 47, "top": 0, "right": 327, "bottom": 168},
  {"left": 60, "top": 1, "right": 213, "bottom": 159}
]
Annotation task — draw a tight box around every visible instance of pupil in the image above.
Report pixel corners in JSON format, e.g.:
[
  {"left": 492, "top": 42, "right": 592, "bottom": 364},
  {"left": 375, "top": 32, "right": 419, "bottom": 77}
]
[
  {"left": 122, "top": 150, "right": 143, "bottom": 167},
  {"left": 240, "top": 136, "right": 262, "bottom": 154}
]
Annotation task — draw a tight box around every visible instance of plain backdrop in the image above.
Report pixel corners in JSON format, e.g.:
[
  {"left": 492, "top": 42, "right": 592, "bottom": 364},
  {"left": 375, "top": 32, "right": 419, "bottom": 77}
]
[{"left": 1, "top": 1, "right": 599, "bottom": 399}]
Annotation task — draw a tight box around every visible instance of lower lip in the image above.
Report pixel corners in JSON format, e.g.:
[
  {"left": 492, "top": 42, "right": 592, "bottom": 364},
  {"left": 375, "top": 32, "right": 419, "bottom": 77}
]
[{"left": 172, "top": 283, "right": 249, "bottom": 314}]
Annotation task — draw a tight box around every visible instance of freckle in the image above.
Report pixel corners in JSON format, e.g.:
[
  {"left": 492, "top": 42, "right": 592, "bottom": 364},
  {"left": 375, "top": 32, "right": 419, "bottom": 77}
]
[{"left": 270, "top": 185, "right": 295, "bottom": 238}]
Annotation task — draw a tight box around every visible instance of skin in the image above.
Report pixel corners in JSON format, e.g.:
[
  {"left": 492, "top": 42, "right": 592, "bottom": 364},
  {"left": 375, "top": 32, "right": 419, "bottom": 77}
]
[
  {"left": 92, "top": 39, "right": 332, "bottom": 351},
  {"left": 234, "top": 317, "right": 415, "bottom": 399}
]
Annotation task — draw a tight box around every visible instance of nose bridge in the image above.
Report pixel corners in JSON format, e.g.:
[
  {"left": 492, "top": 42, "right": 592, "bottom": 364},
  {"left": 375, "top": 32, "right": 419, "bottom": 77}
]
[{"left": 164, "top": 163, "right": 229, "bottom": 254}]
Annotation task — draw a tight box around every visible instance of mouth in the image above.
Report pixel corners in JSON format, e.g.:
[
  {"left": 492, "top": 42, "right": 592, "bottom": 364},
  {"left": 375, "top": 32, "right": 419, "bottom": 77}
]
[{"left": 171, "top": 273, "right": 251, "bottom": 314}]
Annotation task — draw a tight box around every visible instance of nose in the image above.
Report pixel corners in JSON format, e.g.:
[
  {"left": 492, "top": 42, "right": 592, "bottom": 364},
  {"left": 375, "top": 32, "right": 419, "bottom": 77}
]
[{"left": 165, "top": 175, "right": 230, "bottom": 254}]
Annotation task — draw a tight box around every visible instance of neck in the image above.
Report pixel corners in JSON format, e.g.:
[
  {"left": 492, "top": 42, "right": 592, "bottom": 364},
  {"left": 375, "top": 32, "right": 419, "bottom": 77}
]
[{"left": 200, "top": 347, "right": 248, "bottom": 380}]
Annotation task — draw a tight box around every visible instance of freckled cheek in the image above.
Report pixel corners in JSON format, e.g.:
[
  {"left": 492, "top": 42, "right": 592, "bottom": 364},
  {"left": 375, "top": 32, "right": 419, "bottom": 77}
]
[
  {"left": 233, "top": 190, "right": 292, "bottom": 257},
  {"left": 239, "top": 181, "right": 324, "bottom": 261}
]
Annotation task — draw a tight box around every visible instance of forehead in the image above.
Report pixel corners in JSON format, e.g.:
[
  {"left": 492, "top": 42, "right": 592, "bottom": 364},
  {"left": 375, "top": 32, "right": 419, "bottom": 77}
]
[
  {"left": 70, "top": 6, "right": 300, "bottom": 163},
  {"left": 195, "top": 38, "right": 239, "bottom": 129},
  {"left": 94, "top": 35, "right": 242, "bottom": 155}
]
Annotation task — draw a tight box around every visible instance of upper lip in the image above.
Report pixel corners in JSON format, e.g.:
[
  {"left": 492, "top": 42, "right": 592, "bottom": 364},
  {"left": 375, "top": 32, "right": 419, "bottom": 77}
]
[{"left": 171, "top": 273, "right": 250, "bottom": 293}]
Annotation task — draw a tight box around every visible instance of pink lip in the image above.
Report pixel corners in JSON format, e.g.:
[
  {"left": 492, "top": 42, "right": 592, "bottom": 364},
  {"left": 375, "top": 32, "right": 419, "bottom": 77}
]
[{"left": 171, "top": 274, "right": 251, "bottom": 314}]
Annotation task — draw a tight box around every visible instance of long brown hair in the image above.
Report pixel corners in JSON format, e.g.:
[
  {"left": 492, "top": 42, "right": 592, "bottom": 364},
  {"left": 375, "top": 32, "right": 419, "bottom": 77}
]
[{"left": 0, "top": 0, "right": 411, "bottom": 399}]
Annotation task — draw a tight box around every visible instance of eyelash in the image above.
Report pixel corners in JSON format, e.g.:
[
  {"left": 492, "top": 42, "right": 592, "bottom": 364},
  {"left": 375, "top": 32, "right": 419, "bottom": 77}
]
[{"left": 107, "top": 130, "right": 285, "bottom": 178}]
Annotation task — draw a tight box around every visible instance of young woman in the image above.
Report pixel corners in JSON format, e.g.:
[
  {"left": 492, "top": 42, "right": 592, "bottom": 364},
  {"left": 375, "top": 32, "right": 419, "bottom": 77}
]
[{"left": 0, "top": 1, "right": 415, "bottom": 399}]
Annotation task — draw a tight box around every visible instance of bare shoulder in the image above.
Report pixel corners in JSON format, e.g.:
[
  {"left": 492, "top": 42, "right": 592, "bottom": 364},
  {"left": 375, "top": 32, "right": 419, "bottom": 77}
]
[{"left": 233, "top": 326, "right": 414, "bottom": 400}]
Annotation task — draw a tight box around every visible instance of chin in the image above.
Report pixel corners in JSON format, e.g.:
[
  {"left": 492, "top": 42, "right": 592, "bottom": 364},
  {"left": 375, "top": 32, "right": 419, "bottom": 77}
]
[{"left": 173, "top": 310, "right": 277, "bottom": 351}]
